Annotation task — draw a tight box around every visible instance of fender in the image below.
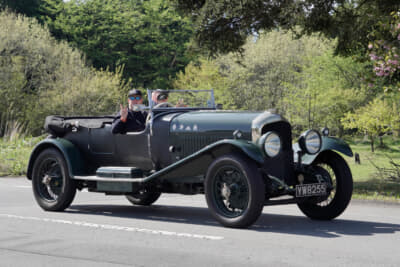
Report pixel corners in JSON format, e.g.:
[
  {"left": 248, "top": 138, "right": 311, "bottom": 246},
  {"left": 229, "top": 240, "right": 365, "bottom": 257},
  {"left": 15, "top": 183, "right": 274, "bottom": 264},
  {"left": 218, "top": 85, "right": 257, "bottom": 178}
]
[
  {"left": 141, "top": 139, "right": 265, "bottom": 183},
  {"left": 27, "top": 138, "right": 86, "bottom": 179},
  {"left": 293, "top": 136, "right": 353, "bottom": 165}
]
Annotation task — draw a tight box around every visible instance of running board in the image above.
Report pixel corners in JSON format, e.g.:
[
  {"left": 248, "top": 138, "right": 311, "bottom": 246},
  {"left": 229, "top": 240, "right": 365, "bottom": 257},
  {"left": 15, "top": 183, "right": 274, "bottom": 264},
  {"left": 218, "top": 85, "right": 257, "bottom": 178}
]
[{"left": 73, "top": 175, "right": 146, "bottom": 183}]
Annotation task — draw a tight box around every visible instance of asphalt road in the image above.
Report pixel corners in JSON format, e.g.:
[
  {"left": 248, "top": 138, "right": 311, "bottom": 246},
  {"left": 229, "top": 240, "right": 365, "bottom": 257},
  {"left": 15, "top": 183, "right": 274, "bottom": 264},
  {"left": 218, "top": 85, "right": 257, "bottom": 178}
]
[{"left": 1, "top": 177, "right": 399, "bottom": 267}]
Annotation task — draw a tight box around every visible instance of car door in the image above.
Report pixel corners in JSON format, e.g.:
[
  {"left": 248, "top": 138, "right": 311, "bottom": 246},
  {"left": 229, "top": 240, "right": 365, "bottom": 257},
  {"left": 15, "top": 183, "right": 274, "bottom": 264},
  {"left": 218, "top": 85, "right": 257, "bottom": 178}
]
[{"left": 114, "top": 127, "right": 153, "bottom": 170}]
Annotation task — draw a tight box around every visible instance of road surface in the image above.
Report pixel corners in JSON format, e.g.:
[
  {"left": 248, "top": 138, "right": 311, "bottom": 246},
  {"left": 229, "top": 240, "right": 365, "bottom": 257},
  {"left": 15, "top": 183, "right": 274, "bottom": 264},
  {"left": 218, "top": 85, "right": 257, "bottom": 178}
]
[{"left": 1, "top": 177, "right": 399, "bottom": 266}]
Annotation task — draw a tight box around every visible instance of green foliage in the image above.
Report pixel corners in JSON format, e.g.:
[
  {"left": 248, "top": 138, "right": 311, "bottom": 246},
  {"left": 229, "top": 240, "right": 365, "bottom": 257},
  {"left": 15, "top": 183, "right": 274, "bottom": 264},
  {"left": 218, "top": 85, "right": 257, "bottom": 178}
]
[
  {"left": 285, "top": 51, "right": 371, "bottom": 135},
  {"left": 173, "top": 0, "right": 400, "bottom": 57},
  {"left": 173, "top": 58, "right": 230, "bottom": 107},
  {"left": 342, "top": 98, "right": 395, "bottom": 152},
  {"left": 175, "top": 30, "right": 374, "bottom": 135},
  {"left": 42, "top": 0, "right": 194, "bottom": 88},
  {"left": 0, "top": 0, "right": 45, "bottom": 17},
  {"left": 0, "top": 10, "right": 130, "bottom": 136},
  {"left": 175, "top": 31, "right": 332, "bottom": 112}
]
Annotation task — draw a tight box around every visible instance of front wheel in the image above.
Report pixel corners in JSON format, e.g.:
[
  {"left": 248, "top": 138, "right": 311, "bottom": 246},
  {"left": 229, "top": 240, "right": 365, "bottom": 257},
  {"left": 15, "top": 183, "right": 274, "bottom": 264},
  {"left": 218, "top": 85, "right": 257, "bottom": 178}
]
[
  {"left": 32, "top": 148, "right": 76, "bottom": 211},
  {"left": 205, "top": 154, "right": 265, "bottom": 228},
  {"left": 297, "top": 151, "right": 353, "bottom": 220}
]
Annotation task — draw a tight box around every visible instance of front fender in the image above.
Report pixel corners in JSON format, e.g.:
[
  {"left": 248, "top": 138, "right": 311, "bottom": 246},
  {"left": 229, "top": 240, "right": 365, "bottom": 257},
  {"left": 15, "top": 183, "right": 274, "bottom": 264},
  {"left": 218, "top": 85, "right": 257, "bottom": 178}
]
[
  {"left": 293, "top": 136, "right": 353, "bottom": 165},
  {"left": 27, "top": 138, "right": 86, "bottom": 179},
  {"left": 141, "top": 139, "right": 264, "bottom": 183}
]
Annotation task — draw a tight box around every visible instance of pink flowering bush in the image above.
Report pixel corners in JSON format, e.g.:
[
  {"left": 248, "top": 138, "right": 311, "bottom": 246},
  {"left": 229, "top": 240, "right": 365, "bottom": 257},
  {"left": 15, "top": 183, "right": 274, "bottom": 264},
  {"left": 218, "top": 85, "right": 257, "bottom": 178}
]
[{"left": 368, "top": 12, "right": 400, "bottom": 91}]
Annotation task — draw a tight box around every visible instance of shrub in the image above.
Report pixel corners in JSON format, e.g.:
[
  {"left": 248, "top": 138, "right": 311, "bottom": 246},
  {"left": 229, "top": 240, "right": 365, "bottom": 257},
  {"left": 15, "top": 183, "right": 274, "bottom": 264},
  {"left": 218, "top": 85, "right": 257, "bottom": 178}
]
[{"left": 0, "top": 10, "right": 130, "bottom": 136}]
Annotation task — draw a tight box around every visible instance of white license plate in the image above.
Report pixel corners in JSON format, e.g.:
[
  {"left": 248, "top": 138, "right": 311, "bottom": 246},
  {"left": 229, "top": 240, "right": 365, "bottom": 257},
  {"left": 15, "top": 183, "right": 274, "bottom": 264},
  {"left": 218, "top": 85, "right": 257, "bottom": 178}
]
[{"left": 296, "top": 183, "right": 327, "bottom": 198}]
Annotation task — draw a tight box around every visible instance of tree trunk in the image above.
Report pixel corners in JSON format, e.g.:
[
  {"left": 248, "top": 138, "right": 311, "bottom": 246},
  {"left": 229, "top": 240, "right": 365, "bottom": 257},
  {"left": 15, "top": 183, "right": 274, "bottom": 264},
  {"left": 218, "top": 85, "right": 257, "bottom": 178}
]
[
  {"left": 370, "top": 136, "right": 375, "bottom": 153},
  {"left": 338, "top": 125, "right": 344, "bottom": 138},
  {"left": 379, "top": 136, "right": 384, "bottom": 148}
]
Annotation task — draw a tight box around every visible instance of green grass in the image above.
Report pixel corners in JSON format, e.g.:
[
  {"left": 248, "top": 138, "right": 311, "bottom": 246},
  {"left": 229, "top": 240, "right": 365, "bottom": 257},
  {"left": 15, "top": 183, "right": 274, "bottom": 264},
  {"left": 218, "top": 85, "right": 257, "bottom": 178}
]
[
  {"left": 344, "top": 136, "right": 400, "bottom": 202},
  {"left": 0, "top": 137, "right": 43, "bottom": 176}
]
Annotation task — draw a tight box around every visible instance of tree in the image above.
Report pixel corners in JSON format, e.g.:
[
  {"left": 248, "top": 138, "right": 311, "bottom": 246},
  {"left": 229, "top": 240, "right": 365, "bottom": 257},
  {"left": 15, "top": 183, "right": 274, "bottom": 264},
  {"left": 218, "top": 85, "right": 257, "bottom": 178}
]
[
  {"left": 285, "top": 51, "right": 371, "bottom": 136},
  {"left": 173, "top": 59, "right": 230, "bottom": 107},
  {"left": 42, "top": 0, "right": 194, "bottom": 88},
  {"left": 341, "top": 98, "right": 394, "bottom": 152},
  {"left": 0, "top": 0, "right": 44, "bottom": 17},
  {"left": 174, "top": 31, "right": 332, "bottom": 113},
  {"left": 172, "top": 0, "right": 400, "bottom": 56},
  {"left": 0, "top": 10, "right": 129, "bottom": 136},
  {"left": 366, "top": 11, "right": 400, "bottom": 91}
]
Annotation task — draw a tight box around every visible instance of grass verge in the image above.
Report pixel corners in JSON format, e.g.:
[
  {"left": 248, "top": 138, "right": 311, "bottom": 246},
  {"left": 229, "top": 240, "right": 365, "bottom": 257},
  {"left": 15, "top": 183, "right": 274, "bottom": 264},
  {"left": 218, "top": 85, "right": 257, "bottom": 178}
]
[
  {"left": 345, "top": 136, "right": 400, "bottom": 202},
  {"left": 0, "top": 136, "right": 43, "bottom": 176}
]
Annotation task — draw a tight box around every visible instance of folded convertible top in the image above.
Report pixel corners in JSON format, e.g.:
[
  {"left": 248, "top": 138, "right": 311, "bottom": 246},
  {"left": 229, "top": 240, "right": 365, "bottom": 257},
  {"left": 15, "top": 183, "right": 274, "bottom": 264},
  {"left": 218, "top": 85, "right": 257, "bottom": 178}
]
[{"left": 44, "top": 115, "right": 114, "bottom": 137}]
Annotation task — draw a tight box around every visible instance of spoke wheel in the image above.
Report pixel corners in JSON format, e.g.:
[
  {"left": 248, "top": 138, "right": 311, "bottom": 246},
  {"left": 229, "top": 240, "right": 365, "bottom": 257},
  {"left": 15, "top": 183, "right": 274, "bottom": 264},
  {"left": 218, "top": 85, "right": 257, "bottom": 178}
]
[
  {"left": 213, "top": 165, "right": 249, "bottom": 218},
  {"left": 205, "top": 154, "right": 265, "bottom": 228},
  {"left": 297, "top": 151, "right": 353, "bottom": 220},
  {"left": 36, "top": 158, "right": 63, "bottom": 202},
  {"left": 32, "top": 148, "right": 76, "bottom": 211}
]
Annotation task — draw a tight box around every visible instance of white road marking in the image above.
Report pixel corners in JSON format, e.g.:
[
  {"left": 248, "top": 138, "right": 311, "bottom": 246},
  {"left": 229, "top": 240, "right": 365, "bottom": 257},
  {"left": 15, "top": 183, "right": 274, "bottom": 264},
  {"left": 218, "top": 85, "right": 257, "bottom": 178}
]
[
  {"left": 0, "top": 214, "right": 224, "bottom": 241},
  {"left": 16, "top": 186, "right": 31, "bottom": 189}
]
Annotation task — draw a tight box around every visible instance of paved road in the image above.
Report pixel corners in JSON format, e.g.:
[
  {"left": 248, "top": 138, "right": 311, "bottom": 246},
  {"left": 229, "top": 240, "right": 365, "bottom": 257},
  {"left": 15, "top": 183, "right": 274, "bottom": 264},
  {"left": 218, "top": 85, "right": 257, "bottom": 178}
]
[{"left": 1, "top": 177, "right": 399, "bottom": 267}]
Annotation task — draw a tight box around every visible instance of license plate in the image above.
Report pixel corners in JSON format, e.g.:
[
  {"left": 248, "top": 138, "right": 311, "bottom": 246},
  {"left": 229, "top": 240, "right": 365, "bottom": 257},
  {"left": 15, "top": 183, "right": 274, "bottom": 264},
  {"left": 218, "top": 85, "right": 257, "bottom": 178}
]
[{"left": 296, "top": 183, "right": 327, "bottom": 198}]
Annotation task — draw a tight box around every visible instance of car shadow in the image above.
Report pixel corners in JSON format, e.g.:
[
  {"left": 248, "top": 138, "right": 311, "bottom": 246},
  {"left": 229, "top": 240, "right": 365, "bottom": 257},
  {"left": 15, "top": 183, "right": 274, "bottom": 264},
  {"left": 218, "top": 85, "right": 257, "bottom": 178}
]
[{"left": 66, "top": 203, "right": 400, "bottom": 238}]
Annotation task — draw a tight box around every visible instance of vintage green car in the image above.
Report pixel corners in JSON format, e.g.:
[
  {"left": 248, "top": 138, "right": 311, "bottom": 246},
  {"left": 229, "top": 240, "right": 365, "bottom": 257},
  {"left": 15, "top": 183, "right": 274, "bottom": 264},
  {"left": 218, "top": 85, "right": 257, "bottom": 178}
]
[{"left": 27, "top": 89, "right": 353, "bottom": 228}]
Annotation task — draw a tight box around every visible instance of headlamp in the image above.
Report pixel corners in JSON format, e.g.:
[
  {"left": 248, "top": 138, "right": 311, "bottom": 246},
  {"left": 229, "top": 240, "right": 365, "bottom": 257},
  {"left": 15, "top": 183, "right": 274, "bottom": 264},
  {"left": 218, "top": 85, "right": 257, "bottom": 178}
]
[{"left": 260, "top": 131, "right": 281, "bottom": 157}]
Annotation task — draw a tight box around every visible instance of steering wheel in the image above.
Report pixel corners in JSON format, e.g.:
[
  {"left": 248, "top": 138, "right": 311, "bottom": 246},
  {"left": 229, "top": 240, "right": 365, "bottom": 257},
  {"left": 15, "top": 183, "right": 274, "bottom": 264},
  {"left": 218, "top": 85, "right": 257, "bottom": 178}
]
[{"left": 153, "top": 102, "right": 173, "bottom": 108}]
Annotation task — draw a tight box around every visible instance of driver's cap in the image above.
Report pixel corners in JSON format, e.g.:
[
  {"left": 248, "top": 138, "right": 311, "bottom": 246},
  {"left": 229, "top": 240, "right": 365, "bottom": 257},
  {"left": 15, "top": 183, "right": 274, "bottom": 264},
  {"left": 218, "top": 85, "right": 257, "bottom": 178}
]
[{"left": 128, "top": 89, "right": 142, "bottom": 96}]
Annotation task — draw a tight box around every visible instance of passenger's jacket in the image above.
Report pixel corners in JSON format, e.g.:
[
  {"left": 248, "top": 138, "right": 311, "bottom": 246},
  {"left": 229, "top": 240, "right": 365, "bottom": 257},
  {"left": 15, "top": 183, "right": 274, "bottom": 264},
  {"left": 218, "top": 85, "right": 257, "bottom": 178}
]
[{"left": 111, "top": 109, "right": 148, "bottom": 134}]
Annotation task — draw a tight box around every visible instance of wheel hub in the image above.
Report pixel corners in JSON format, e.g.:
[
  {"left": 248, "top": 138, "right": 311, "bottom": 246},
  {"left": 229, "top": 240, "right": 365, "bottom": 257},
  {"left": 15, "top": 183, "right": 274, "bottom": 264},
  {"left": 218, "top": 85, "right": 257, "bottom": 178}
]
[
  {"left": 42, "top": 175, "right": 52, "bottom": 185},
  {"left": 221, "top": 183, "right": 231, "bottom": 199}
]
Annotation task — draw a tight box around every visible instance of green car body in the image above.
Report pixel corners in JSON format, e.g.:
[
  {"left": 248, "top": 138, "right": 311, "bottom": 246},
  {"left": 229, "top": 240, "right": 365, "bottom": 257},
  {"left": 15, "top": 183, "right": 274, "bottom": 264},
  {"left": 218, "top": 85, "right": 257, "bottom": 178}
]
[{"left": 27, "top": 90, "right": 354, "bottom": 228}]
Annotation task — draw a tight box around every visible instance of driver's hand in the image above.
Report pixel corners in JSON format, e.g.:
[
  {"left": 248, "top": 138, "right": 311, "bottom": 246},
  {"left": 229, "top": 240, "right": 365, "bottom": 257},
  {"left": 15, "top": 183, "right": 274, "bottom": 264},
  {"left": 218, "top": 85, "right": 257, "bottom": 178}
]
[{"left": 120, "top": 104, "right": 128, "bottom": 121}]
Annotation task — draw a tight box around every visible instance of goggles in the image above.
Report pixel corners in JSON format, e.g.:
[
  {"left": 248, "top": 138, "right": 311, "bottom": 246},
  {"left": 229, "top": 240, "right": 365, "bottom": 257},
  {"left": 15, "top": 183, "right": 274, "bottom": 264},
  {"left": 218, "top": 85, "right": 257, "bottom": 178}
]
[{"left": 129, "top": 96, "right": 141, "bottom": 100}]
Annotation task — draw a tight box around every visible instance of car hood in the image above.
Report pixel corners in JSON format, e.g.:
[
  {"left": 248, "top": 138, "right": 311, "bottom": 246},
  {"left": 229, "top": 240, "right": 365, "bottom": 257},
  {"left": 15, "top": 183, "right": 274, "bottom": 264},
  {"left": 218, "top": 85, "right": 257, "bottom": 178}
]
[{"left": 169, "top": 110, "right": 286, "bottom": 141}]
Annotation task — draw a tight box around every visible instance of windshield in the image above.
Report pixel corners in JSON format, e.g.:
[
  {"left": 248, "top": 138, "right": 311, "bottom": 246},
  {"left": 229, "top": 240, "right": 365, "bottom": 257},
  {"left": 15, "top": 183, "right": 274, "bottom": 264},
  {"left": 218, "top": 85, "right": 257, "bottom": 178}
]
[{"left": 147, "top": 89, "right": 215, "bottom": 109}]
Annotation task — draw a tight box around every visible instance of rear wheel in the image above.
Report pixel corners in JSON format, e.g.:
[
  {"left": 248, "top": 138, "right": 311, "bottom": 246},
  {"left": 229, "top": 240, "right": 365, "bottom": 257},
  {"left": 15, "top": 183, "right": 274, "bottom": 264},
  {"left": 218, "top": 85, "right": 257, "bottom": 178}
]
[
  {"left": 126, "top": 190, "right": 161, "bottom": 206},
  {"left": 32, "top": 148, "right": 76, "bottom": 211},
  {"left": 297, "top": 151, "right": 353, "bottom": 220},
  {"left": 205, "top": 154, "right": 265, "bottom": 228}
]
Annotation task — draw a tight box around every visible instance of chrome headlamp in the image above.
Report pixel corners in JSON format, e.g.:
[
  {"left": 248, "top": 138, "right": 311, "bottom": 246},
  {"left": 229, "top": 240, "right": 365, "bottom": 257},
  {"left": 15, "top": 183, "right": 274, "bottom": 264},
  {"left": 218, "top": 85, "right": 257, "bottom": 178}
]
[
  {"left": 260, "top": 131, "right": 281, "bottom": 157},
  {"left": 299, "top": 130, "right": 322, "bottom": 155}
]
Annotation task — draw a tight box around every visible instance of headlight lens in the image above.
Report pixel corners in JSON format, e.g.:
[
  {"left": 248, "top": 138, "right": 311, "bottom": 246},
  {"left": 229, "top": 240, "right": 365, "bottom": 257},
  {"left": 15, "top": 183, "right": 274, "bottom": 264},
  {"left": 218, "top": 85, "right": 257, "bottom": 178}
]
[
  {"left": 263, "top": 132, "right": 281, "bottom": 157},
  {"left": 301, "top": 130, "right": 322, "bottom": 154}
]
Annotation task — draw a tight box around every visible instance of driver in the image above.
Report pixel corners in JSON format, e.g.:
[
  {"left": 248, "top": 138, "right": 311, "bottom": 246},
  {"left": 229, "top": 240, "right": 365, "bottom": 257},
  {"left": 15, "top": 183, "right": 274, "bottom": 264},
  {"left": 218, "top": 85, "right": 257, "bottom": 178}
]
[{"left": 111, "top": 89, "right": 148, "bottom": 134}]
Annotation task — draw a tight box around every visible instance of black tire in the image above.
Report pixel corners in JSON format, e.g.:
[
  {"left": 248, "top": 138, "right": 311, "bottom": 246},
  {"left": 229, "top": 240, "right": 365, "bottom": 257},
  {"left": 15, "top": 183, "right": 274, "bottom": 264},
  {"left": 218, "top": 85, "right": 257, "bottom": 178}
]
[
  {"left": 32, "top": 148, "right": 76, "bottom": 211},
  {"left": 126, "top": 190, "right": 161, "bottom": 206},
  {"left": 205, "top": 154, "right": 265, "bottom": 228},
  {"left": 297, "top": 151, "right": 353, "bottom": 220}
]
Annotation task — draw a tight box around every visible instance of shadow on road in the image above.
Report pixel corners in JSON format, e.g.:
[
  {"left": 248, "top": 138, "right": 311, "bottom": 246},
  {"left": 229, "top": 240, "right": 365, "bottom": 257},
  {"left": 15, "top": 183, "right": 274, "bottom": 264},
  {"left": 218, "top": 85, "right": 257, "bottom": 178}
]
[{"left": 66, "top": 203, "right": 400, "bottom": 238}]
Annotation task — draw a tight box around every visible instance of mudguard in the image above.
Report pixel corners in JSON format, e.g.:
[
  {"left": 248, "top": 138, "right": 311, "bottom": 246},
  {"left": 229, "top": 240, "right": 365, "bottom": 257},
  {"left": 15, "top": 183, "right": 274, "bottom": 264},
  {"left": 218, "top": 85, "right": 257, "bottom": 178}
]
[
  {"left": 293, "top": 136, "right": 353, "bottom": 165},
  {"left": 27, "top": 138, "right": 86, "bottom": 179},
  {"left": 141, "top": 139, "right": 265, "bottom": 183}
]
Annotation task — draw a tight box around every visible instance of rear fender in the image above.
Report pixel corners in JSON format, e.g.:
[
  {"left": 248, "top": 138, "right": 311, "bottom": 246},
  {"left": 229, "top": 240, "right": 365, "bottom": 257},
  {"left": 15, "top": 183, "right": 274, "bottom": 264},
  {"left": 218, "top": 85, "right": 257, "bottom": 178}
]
[
  {"left": 27, "top": 138, "right": 86, "bottom": 179},
  {"left": 294, "top": 136, "right": 353, "bottom": 165}
]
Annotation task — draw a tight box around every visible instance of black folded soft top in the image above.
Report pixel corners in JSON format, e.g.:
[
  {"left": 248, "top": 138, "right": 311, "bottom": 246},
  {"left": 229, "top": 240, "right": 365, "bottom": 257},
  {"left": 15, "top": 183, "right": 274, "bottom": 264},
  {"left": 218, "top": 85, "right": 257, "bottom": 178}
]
[{"left": 44, "top": 115, "right": 114, "bottom": 137}]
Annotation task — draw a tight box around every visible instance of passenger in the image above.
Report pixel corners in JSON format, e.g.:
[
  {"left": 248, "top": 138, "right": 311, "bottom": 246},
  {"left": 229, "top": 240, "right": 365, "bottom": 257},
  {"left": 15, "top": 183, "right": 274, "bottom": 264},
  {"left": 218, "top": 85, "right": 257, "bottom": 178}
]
[
  {"left": 152, "top": 90, "right": 186, "bottom": 107},
  {"left": 111, "top": 89, "right": 148, "bottom": 134},
  {"left": 151, "top": 89, "right": 169, "bottom": 105}
]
